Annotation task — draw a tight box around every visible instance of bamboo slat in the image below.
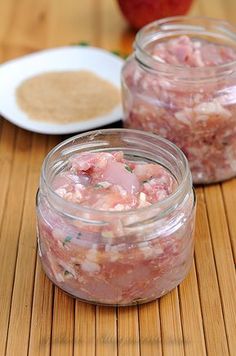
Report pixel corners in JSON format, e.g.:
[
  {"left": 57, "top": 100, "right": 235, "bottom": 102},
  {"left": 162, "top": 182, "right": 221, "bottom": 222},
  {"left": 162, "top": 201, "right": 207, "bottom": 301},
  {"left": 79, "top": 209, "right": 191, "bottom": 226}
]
[
  {"left": 159, "top": 289, "right": 185, "bottom": 356},
  {"left": 178, "top": 262, "right": 207, "bottom": 355},
  {"left": 194, "top": 189, "right": 229, "bottom": 355},
  {"left": 28, "top": 259, "right": 54, "bottom": 356},
  {"left": 0, "top": 129, "right": 32, "bottom": 356},
  {"left": 221, "top": 180, "right": 236, "bottom": 261},
  {"left": 51, "top": 288, "right": 74, "bottom": 356},
  {"left": 138, "top": 301, "right": 162, "bottom": 356},
  {"left": 204, "top": 185, "right": 236, "bottom": 355},
  {"left": 0, "top": 122, "right": 16, "bottom": 229},
  {"left": 5, "top": 134, "right": 47, "bottom": 356},
  {"left": 74, "top": 302, "right": 96, "bottom": 356},
  {"left": 96, "top": 306, "right": 117, "bottom": 356},
  {"left": 117, "top": 306, "right": 140, "bottom": 356},
  {"left": 28, "top": 135, "right": 59, "bottom": 356}
]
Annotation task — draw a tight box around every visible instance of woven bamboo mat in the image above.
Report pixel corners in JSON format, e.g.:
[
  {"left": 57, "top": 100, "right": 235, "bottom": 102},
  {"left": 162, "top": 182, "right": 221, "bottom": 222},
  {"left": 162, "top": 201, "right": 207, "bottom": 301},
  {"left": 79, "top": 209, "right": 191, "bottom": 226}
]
[{"left": 0, "top": 0, "right": 235, "bottom": 355}]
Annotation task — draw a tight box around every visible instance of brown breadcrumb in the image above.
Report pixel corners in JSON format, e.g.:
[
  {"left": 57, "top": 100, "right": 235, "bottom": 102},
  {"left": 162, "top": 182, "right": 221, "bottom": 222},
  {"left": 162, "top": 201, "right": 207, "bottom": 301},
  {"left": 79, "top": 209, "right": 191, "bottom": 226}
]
[{"left": 16, "top": 70, "right": 120, "bottom": 124}]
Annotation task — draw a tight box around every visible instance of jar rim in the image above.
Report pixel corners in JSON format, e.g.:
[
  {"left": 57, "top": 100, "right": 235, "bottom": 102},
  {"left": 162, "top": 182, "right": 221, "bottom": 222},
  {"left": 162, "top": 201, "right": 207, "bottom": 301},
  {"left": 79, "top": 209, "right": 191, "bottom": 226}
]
[
  {"left": 41, "top": 128, "right": 192, "bottom": 220},
  {"left": 135, "top": 16, "right": 236, "bottom": 79}
]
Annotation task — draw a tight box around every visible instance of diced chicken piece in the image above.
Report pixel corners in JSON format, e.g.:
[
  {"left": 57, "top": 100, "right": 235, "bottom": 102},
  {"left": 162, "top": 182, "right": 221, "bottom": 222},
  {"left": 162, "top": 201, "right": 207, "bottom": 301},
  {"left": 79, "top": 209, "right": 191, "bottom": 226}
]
[
  {"left": 102, "top": 159, "right": 140, "bottom": 194},
  {"left": 53, "top": 151, "right": 175, "bottom": 210}
]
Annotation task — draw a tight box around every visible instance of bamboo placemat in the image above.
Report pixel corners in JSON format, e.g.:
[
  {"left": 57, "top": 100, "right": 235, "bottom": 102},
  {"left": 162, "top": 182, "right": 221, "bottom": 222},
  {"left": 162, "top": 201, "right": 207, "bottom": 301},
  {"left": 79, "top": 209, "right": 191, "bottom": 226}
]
[{"left": 0, "top": 0, "right": 235, "bottom": 355}]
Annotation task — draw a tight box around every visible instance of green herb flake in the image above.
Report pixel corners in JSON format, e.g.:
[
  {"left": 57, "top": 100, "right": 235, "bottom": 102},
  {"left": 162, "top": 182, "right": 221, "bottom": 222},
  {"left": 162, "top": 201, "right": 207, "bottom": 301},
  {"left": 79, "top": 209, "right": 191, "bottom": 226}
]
[
  {"left": 77, "top": 41, "right": 90, "bottom": 46},
  {"left": 64, "top": 270, "right": 71, "bottom": 276},
  {"left": 76, "top": 232, "right": 82, "bottom": 239},
  {"left": 110, "top": 50, "right": 129, "bottom": 59},
  {"left": 63, "top": 236, "right": 73, "bottom": 246},
  {"left": 142, "top": 180, "right": 149, "bottom": 184},
  {"left": 95, "top": 183, "right": 103, "bottom": 189},
  {"left": 125, "top": 165, "right": 133, "bottom": 173}
]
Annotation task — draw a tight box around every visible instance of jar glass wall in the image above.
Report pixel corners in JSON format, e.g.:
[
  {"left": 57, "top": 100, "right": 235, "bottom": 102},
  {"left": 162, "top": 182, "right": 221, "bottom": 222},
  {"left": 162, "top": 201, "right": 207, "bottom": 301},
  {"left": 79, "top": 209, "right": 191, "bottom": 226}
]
[
  {"left": 36, "top": 129, "right": 196, "bottom": 306},
  {"left": 121, "top": 17, "right": 236, "bottom": 184}
]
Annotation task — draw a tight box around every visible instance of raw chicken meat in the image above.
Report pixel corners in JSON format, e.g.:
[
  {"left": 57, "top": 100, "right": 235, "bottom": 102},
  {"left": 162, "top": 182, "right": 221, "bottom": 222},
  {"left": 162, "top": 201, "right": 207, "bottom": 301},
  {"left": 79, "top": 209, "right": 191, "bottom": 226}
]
[{"left": 122, "top": 36, "right": 236, "bottom": 183}]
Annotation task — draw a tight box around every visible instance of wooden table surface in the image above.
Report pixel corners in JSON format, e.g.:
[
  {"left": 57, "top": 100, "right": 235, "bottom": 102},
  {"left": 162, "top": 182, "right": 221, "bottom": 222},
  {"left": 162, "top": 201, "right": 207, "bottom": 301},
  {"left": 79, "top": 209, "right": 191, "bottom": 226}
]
[{"left": 0, "top": 0, "right": 236, "bottom": 355}]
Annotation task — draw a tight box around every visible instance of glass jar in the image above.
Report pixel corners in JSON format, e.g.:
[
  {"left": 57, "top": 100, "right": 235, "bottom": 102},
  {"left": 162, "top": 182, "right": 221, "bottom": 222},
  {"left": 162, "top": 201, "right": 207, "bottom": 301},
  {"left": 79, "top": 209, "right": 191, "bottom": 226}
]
[
  {"left": 121, "top": 16, "right": 236, "bottom": 184},
  {"left": 36, "top": 129, "right": 196, "bottom": 306}
]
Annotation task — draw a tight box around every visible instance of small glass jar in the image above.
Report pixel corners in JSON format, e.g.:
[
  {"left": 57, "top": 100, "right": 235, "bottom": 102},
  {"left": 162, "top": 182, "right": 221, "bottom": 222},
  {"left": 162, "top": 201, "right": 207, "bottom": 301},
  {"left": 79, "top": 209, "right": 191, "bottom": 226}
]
[
  {"left": 121, "top": 16, "right": 236, "bottom": 184},
  {"left": 36, "top": 129, "right": 196, "bottom": 306}
]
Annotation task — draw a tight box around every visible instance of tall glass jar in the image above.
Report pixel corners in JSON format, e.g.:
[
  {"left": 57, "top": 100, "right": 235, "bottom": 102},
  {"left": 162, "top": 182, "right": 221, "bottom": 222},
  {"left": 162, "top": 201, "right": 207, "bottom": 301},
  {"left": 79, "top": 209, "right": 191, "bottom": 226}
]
[
  {"left": 36, "top": 129, "right": 196, "bottom": 306},
  {"left": 121, "top": 17, "right": 236, "bottom": 184}
]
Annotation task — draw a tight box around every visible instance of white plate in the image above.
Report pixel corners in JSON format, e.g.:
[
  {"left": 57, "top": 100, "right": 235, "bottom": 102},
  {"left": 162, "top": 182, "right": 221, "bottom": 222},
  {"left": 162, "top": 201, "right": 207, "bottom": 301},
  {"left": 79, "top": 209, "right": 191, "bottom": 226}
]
[{"left": 0, "top": 46, "right": 124, "bottom": 134}]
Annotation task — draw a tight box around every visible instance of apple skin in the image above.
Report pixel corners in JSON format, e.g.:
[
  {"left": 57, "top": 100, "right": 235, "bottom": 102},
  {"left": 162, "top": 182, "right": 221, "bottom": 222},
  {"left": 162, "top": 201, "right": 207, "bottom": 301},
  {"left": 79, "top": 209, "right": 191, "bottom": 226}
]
[{"left": 117, "top": 0, "right": 193, "bottom": 30}]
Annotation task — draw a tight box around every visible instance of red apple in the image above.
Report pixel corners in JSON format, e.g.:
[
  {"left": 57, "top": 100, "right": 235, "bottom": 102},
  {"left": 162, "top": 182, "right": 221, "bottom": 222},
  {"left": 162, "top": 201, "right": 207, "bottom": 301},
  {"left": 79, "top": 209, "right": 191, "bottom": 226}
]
[{"left": 117, "top": 0, "right": 193, "bottom": 30}]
